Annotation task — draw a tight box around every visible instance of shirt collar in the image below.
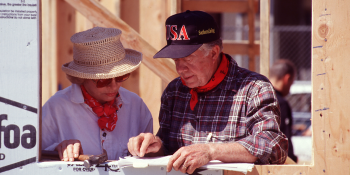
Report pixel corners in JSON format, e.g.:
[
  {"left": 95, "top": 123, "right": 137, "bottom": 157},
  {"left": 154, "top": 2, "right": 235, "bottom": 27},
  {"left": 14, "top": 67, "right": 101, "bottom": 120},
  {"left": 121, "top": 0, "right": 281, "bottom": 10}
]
[
  {"left": 70, "top": 84, "right": 84, "bottom": 104},
  {"left": 217, "top": 54, "right": 240, "bottom": 92}
]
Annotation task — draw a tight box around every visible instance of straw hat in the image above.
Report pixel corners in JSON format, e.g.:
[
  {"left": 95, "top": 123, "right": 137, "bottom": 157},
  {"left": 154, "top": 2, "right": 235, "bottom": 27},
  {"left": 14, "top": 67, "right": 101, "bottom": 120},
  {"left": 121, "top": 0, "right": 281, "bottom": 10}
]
[{"left": 62, "top": 27, "right": 142, "bottom": 79}]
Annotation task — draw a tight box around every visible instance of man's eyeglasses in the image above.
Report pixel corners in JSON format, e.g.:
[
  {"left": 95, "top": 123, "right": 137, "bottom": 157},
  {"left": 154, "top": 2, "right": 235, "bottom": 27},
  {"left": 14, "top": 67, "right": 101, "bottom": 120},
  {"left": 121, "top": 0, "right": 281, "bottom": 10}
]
[{"left": 92, "top": 73, "right": 130, "bottom": 88}]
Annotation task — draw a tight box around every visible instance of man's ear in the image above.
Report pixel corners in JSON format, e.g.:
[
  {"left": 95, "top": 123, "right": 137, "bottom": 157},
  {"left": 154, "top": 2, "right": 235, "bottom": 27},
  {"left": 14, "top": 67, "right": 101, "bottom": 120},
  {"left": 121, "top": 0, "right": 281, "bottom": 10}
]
[
  {"left": 283, "top": 74, "right": 291, "bottom": 85},
  {"left": 211, "top": 45, "right": 221, "bottom": 62}
]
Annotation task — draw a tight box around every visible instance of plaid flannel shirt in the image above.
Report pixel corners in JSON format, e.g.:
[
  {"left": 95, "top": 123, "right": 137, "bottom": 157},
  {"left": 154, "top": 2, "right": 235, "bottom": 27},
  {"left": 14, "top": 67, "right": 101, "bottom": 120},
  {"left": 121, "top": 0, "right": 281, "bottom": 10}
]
[{"left": 157, "top": 54, "right": 288, "bottom": 164}]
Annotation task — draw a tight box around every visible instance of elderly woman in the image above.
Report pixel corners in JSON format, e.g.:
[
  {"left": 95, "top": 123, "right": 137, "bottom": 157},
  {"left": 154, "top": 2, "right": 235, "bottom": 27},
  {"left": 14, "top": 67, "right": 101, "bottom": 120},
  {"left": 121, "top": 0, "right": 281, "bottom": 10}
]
[{"left": 42, "top": 27, "right": 153, "bottom": 161}]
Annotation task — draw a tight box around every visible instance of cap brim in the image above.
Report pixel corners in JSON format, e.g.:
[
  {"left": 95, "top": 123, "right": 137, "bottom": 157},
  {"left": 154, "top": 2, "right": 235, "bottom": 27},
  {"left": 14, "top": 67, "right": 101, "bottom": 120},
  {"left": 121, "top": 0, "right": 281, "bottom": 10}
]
[{"left": 153, "top": 44, "right": 203, "bottom": 59}]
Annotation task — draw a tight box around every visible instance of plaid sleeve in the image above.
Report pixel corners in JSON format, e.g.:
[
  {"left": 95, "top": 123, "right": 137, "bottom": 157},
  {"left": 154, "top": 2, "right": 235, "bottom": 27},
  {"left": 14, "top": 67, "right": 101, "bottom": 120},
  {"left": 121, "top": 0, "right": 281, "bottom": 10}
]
[
  {"left": 156, "top": 89, "right": 172, "bottom": 155},
  {"left": 236, "top": 80, "right": 288, "bottom": 164}
]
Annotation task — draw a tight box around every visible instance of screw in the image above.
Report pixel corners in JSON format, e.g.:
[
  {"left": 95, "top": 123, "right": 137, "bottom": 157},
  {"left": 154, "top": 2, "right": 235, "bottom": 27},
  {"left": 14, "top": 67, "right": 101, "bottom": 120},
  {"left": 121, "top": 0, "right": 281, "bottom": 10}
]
[
  {"left": 59, "top": 167, "right": 62, "bottom": 170},
  {"left": 160, "top": 167, "right": 164, "bottom": 171},
  {"left": 325, "top": 38, "right": 327, "bottom": 42},
  {"left": 23, "top": 105, "right": 27, "bottom": 109}
]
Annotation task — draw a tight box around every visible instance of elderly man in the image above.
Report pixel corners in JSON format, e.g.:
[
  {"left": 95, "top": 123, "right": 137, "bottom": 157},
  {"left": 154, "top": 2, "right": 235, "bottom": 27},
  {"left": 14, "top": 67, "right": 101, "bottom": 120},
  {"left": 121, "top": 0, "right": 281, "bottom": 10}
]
[{"left": 128, "top": 10, "right": 288, "bottom": 174}]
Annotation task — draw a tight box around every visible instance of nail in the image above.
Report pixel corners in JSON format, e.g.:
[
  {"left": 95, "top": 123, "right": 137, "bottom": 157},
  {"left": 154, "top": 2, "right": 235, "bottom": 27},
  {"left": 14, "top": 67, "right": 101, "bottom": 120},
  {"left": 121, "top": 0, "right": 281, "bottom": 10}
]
[
  {"left": 70, "top": 158, "right": 74, "bottom": 161},
  {"left": 74, "top": 153, "right": 78, "bottom": 158}
]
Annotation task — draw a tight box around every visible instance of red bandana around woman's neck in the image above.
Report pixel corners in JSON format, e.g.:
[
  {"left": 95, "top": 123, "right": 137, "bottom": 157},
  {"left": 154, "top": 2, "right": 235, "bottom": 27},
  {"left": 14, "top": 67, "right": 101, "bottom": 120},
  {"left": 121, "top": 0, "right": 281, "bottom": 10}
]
[
  {"left": 181, "top": 53, "right": 229, "bottom": 110},
  {"left": 80, "top": 85, "right": 122, "bottom": 132}
]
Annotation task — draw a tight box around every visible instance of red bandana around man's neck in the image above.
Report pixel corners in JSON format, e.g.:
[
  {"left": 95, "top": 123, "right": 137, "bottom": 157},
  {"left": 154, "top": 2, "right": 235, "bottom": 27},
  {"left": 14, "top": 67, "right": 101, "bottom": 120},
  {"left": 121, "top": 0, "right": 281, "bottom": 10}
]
[
  {"left": 80, "top": 85, "right": 122, "bottom": 132},
  {"left": 181, "top": 53, "right": 229, "bottom": 110}
]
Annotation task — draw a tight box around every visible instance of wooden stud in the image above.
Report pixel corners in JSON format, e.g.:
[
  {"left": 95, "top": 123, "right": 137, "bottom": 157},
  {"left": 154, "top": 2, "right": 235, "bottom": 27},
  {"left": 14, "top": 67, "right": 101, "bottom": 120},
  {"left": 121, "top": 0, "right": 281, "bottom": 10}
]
[
  {"left": 181, "top": 0, "right": 258, "bottom": 13},
  {"left": 259, "top": 0, "right": 270, "bottom": 77},
  {"left": 99, "top": 0, "right": 120, "bottom": 17},
  {"left": 167, "top": 0, "right": 181, "bottom": 15},
  {"left": 41, "top": 0, "right": 58, "bottom": 104},
  {"left": 222, "top": 40, "right": 259, "bottom": 55},
  {"left": 56, "top": 0, "right": 76, "bottom": 90},
  {"left": 75, "top": 11, "right": 94, "bottom": 33},
  {"left": 248, "top": 0, "right": 255, "bottom": 71},
  {"left": 139, "top": 0, "right": 165, "bottom": 134},
  {"left": 119, "top": 0, "right": 141, "bottom": 95}
]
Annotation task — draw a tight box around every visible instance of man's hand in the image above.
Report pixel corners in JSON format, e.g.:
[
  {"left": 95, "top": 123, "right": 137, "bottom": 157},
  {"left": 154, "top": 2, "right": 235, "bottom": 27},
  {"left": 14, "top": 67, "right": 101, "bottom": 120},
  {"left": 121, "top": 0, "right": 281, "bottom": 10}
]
[
  {"left": 55, "top": 139, "right": 83, "bottom": 162},
  {"left": 167, "top": 144, "right": 212, "bottom": 174},
  {"left": 127, "top": 133, "right": 163, "bottom": 157}
]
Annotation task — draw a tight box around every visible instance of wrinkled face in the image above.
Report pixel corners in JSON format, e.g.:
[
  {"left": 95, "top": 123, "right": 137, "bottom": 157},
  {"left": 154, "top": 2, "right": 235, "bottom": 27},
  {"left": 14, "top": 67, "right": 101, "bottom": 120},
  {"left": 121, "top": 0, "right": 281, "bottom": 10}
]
[
  {"left": 83, "top": 79, "right": 122, "bottom": 104},
  {"left": 173, "top": 48, "right": 217, "bottom": 88}
]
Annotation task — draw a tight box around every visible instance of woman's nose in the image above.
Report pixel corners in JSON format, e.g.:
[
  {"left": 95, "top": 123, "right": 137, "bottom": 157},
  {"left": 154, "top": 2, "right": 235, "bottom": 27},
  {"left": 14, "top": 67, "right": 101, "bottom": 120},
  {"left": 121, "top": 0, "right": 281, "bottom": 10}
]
[{"left": 107, "top": 78, "right": 121, "bottom": 90}]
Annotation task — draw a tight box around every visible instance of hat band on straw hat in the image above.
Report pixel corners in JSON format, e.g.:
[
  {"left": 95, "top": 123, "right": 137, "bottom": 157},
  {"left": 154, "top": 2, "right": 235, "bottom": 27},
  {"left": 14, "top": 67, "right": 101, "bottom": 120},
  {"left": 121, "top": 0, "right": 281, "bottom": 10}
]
[{"left": 73, "top": 55, "right": 126, "bottom": 67}]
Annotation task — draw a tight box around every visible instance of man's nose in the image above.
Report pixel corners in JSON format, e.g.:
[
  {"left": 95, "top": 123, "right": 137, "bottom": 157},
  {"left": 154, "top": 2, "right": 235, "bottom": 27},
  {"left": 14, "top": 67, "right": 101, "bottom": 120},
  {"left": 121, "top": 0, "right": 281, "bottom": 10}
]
[{"left": 175, "top": 59, "right": 188, "bottom": 74}]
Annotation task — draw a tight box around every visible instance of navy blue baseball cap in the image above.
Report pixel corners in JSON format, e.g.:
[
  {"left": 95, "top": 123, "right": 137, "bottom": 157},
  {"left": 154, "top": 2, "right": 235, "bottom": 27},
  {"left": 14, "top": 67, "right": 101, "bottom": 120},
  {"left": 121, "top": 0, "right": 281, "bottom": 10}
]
[{"left": 153, "top": 10, "right": 220, "bottom": 59}]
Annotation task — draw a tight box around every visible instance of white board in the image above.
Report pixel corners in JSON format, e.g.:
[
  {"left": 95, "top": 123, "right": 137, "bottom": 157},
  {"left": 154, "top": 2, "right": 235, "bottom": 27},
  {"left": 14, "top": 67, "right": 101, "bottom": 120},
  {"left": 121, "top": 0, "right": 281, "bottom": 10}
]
[
  {"left": 1, "top": 162, "right": 223, "bottom": 175},
  {"left": 0, "top": 0, "right": 40, "bottom": 173}
]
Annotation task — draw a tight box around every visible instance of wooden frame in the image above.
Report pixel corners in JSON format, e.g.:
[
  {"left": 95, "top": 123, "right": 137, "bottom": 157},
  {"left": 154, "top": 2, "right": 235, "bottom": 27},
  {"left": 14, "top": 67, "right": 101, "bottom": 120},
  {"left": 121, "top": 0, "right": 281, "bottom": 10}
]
[{"left": 40, "top": 0, "right": 350, "bottom": 174}]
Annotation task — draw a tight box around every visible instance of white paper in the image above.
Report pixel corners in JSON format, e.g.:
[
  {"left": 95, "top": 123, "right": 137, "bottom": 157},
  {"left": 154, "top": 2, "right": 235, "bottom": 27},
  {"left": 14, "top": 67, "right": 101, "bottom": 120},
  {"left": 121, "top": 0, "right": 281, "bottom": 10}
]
[{"left": 117, "top": 156, "right": 254, "bottom": 174}]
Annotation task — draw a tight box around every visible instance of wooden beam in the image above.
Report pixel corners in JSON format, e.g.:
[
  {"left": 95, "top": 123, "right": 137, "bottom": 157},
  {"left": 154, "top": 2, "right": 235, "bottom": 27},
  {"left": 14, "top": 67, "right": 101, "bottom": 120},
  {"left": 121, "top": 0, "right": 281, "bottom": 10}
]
[
  {"left": 139, "top": 0, "right": 165, "bottom": 134},
  {"left": 259, "top": 0, "right": 270, "bottom": 77},
  {"left": 41, "top": 0, "right": 58, "bottom": 104},
  {"left": 119, "top": 0, "right": 140, "bottom": 95},
  {"left": 168, "top": 0, "right": 181, "bottom": 15},
  {"left": 222, "top": 40, "right": 259, "bottom": 55},
  {"left": 248, "top": 0, "right": 255, "bottom": 71},
  {"left": 57, "top": 0, "right": 76, "bottom": 90},
  {"left": 181, "top": 0, "right": 258, "bottom": 13},
  {"left": 64, "top": 0, "right": 178, "bottom": 84}
]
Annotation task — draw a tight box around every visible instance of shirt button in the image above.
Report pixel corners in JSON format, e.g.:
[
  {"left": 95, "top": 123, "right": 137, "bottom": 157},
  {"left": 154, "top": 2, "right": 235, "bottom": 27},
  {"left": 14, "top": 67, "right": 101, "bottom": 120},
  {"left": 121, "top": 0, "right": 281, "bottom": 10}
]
[{"left": 103, "top": 132, "right": 107, "bottom": 137}]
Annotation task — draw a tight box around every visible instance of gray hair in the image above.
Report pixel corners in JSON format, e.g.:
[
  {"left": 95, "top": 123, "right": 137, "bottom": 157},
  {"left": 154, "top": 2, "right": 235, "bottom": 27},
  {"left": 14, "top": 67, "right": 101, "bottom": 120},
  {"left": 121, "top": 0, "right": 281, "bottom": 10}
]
[
  {"left": 66, "top": 74, "right": 85, "bottom": 85},
  {"left": 199, "top": 39, "right": 223, "bottom": 57}
]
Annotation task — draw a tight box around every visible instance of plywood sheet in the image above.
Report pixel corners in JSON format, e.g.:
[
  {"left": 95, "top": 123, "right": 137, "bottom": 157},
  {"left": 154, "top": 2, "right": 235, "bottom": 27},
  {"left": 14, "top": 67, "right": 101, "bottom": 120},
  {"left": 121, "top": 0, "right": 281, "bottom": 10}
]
[{"left": 312, "top": 1, "right": 350, "bottom": 174}]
